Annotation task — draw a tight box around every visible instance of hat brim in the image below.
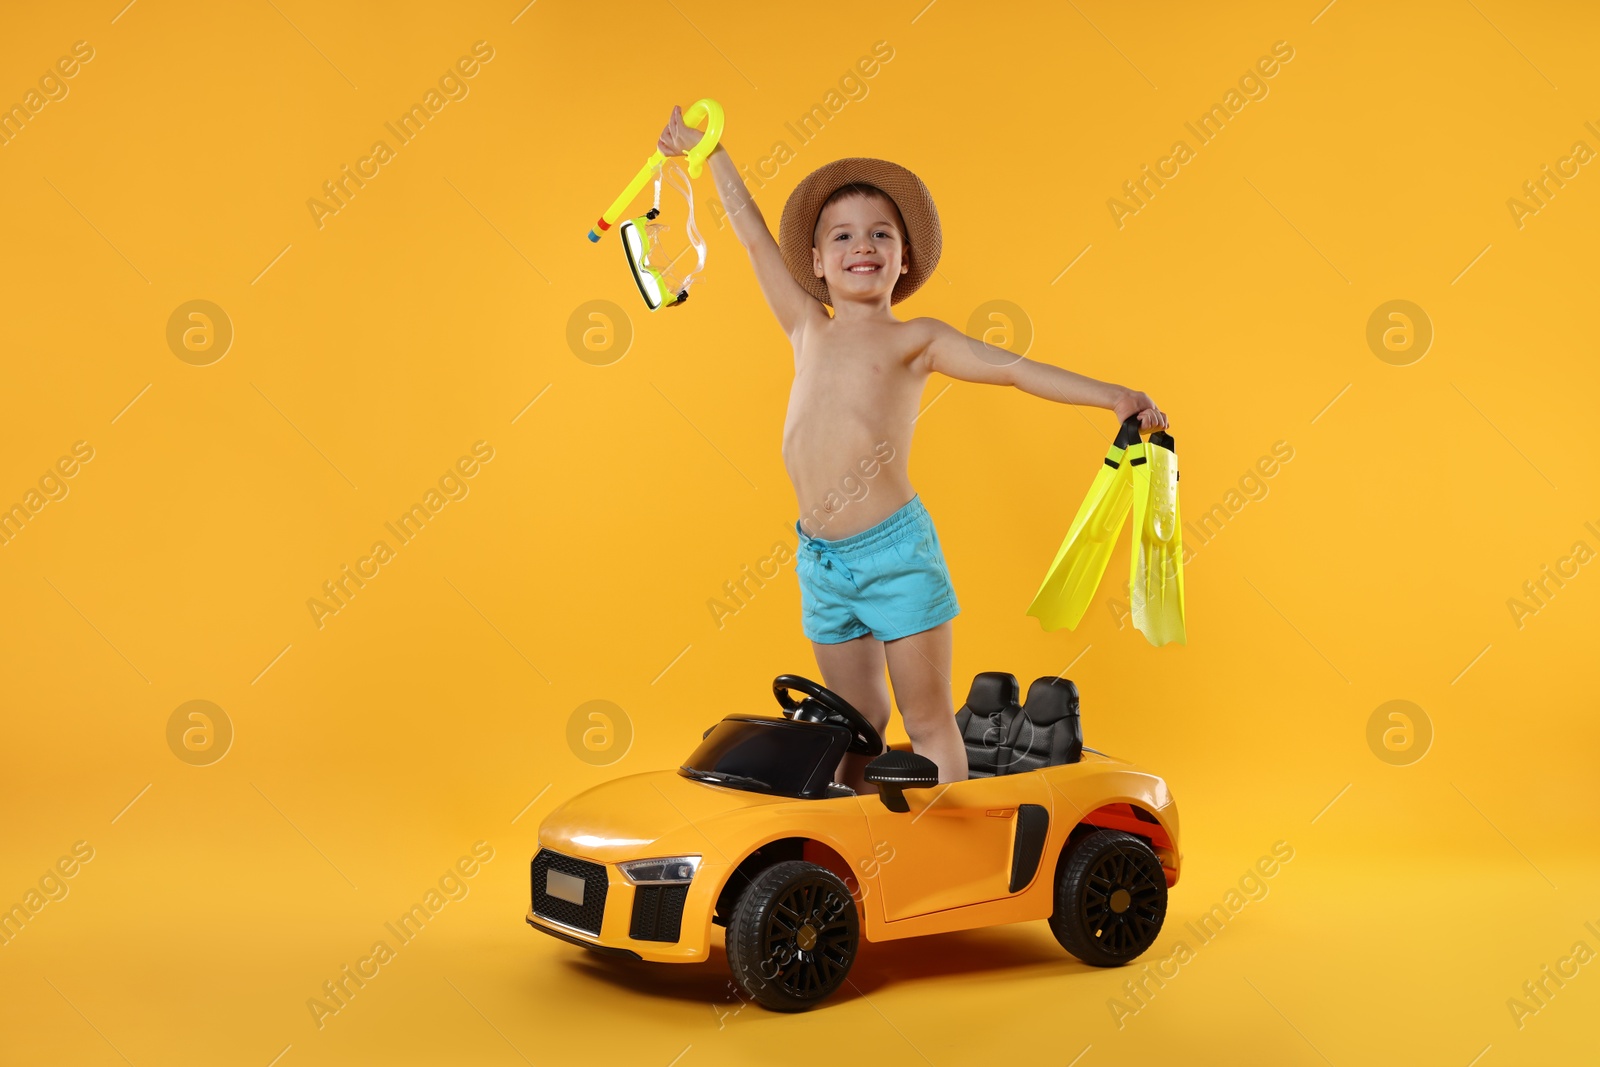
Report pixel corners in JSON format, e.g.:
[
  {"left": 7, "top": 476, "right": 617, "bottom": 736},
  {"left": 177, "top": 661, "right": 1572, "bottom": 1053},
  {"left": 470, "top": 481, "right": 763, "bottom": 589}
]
[{"left": 778, "top": 158, "right": 941, "bottom": 307}]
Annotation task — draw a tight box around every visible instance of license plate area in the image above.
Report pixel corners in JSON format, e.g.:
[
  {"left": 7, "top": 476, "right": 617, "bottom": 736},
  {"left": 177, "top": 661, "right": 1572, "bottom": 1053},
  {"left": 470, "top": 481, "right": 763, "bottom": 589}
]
[{"left": 546, "top": 868, "right": 586, "bottom": 906}]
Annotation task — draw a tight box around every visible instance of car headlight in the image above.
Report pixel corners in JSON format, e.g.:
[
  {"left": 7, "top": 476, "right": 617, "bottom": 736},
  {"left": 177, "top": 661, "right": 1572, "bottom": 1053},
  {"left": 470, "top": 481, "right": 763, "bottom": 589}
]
[{"left": 619, "top": 856, "right": 701, "bottom": 885}]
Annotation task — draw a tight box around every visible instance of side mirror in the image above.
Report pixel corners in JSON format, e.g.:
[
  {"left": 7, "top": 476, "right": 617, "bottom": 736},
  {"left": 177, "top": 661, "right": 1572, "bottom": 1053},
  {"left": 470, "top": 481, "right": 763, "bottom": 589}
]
[{"left": 863, "top": 751, "right": 940, "bottom": 813}]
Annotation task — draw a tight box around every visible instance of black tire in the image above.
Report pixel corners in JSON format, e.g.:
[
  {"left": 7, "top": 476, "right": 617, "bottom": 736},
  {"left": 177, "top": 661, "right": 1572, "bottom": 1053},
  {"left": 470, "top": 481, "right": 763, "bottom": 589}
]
[
  {"left": 725, "top": 859, "right": 859, "bottom": 1011},
  {"left": 1048, "top": 829, "right": 1167, "bottom": 966}
]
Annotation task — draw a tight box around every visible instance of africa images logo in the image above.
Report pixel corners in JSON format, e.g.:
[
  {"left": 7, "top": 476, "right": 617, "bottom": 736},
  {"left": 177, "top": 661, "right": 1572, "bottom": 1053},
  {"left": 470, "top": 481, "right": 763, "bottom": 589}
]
[
  {"left": 306, "top": 442, "right": 495, "bottom": 629},
  {"left": 306, "top": 41, "right": 495, "bottom": 230}
]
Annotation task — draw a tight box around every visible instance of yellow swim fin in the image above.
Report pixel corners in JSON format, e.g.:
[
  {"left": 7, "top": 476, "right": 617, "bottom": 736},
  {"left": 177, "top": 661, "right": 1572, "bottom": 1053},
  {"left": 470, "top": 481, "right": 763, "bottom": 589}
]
[
  {"left": 1027, "top": 417, "right": 1143, "bottom": 631},
  {"left": 1130, "top": 429, "right": 1186, "bottom": 646}
]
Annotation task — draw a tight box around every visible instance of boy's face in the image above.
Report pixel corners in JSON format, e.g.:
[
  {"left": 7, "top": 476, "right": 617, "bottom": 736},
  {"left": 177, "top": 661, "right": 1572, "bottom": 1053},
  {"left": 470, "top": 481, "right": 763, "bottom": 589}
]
[{"left": 811, "top": 193, "right": 910, "bottom": 304}]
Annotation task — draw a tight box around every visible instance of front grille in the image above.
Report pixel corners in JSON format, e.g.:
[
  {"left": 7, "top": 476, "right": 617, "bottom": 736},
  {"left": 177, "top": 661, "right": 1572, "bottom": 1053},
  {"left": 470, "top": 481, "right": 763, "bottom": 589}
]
[
  {"left": 530, "top": 849, "right": 608, "bottom": 936},
  {"left": 629, "top": 884, "right": 689, "bottom": 942}
]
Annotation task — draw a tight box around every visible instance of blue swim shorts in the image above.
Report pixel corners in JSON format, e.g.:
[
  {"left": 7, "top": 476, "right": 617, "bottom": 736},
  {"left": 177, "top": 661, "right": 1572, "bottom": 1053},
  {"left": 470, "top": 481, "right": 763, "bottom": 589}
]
[{"left": 795, "top": 494, "right": 960, "bottom": 644}]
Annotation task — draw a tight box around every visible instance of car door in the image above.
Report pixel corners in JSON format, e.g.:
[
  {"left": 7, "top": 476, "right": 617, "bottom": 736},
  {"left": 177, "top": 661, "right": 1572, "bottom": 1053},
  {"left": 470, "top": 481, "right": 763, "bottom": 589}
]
[{"left": 858, "top": 772, "right": 1051, "bottom": 921}]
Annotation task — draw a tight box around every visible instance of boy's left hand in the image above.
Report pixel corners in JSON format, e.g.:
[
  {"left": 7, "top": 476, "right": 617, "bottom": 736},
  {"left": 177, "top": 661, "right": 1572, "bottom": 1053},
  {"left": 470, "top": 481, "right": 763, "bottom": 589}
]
[{"left": 1114, "top": 389, "right": 1168, "bottom": 432}]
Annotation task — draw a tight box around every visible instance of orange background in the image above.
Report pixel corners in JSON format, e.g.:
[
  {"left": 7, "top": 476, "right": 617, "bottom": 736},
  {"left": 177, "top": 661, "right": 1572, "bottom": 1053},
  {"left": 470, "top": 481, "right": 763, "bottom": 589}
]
[{"left": 2, "top": 1, "right": 1597, "bottom": 1063}]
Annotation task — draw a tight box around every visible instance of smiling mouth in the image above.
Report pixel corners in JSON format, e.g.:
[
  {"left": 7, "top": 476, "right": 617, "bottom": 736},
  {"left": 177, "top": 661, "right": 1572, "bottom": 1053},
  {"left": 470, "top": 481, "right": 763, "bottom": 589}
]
[{"left": 847, "top": 264, "right": 881, "bottom": 274}]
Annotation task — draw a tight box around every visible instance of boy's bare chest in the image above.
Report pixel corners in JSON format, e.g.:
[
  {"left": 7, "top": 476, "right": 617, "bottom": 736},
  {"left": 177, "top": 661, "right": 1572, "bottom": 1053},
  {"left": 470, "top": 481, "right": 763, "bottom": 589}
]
[{"left": 791, "top": 325, "right": 927, "bottom": 398}]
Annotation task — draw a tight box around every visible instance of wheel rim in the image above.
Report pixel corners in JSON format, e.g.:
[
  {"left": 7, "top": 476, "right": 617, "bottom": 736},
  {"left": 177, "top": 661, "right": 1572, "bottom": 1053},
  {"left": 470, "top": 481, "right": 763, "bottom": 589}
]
[
  {"left": 761, "top": 878, "right": 854, "bottom": 998},
  {"left": 1079, "top": 846, "right": 1163, "bottom": 957}
]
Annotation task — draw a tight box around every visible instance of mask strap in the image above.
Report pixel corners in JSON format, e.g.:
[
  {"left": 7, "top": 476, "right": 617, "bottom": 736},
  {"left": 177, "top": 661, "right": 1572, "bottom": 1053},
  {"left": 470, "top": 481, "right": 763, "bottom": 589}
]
[
  {"left": 650, "top": 161, "right": 664, "bottom": 217},
  {"left": 664, "top": 161, "right": 707, "bottom": 289}
]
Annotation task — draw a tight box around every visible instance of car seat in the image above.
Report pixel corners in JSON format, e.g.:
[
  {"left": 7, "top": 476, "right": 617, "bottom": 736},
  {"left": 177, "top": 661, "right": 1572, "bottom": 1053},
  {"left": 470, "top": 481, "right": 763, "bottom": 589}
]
[
  {"left": 1008, "top": 677, "right": 1084, "bottom": 772},
  {"left": 953, "top": 672, "right": 1022, "bottom": 778}
]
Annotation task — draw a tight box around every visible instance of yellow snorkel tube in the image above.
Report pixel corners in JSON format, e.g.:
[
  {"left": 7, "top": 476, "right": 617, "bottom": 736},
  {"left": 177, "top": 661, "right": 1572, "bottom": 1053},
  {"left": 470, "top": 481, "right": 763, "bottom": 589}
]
[{"left": 588, "top": 99, "right": 724, "bottom": 242}]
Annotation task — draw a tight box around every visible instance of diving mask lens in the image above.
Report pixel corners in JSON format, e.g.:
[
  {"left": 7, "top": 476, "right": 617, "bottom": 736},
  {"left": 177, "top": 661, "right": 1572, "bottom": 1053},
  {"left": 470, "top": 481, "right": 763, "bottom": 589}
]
[{"left": 621, "top": 215, "right": 665, "bottom": 311}]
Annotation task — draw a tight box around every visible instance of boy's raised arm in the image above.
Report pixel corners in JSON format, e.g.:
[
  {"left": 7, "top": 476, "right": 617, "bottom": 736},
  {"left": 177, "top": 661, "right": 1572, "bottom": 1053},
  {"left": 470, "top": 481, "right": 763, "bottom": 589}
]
[
  {"left": 658, "top": 106, "right": 818, "bottom": 340},
  {"left": 705, "top": 143, "right": 821, "bottom": 340}
]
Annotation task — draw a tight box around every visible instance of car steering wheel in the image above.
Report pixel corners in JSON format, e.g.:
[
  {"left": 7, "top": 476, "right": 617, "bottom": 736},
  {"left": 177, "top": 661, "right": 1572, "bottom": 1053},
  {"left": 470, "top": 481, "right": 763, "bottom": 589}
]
[{"left": 772, "top": 674, "right": 884, "bottom": 756}]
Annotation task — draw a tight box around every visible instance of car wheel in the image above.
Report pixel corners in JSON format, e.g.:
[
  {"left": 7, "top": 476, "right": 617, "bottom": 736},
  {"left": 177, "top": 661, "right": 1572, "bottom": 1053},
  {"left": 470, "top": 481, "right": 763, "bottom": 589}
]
[
  {"left": 1048, "top": 829, "right": 1167, "bottom": 966},
  {"left": 725, "top": 859, "right": 859, "bottom": 1011}
]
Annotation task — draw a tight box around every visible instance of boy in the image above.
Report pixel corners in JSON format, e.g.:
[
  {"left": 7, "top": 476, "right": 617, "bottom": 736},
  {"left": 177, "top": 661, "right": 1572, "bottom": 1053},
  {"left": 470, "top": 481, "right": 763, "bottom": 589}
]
[{"left": 658, "top": 106, "right": 1167, "bottom": 792}]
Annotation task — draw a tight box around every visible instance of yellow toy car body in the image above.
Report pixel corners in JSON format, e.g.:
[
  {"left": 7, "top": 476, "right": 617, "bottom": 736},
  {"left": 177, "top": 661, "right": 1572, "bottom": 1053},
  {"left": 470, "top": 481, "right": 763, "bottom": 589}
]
[{"left": 527, "top": 672, "right": 1181, "bottom": 1011}]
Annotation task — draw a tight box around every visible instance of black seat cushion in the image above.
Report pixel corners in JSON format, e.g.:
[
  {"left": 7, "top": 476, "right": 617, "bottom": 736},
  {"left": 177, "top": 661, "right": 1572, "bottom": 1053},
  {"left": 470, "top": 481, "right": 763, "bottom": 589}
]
[
  {"left": 952, "top": 672, "right": 1021, "bottom": 778},
  {"left": 1009, "top": 677, "right": 1083, "bottom": 772}
]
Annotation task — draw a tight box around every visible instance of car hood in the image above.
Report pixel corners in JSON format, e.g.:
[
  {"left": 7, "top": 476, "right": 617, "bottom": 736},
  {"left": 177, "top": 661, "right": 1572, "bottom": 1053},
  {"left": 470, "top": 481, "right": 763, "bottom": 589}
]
[{"left": 538, "top": 768, "right": 782, "bottom": 863}]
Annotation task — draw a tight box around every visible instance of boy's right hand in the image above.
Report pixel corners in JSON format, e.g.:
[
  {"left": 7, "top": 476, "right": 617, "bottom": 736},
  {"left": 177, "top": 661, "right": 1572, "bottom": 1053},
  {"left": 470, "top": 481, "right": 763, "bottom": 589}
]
[{"left": 657, "top": 104, "right": 706, "bottom": 157}]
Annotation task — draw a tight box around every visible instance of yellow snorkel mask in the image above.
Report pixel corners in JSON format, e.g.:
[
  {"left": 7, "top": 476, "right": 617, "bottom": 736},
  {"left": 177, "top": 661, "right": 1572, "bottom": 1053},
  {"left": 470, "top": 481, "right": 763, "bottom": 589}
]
[
  {"left": 619, "top": 160, "right": 705, "bottom": 310},
  {"left": 587, "top": 99, "right": 724, "bottom": 311}
]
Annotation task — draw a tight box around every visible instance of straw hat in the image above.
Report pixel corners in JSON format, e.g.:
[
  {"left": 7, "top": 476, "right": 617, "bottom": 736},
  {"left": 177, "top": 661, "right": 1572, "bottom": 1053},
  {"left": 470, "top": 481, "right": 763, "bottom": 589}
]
[{"left": 778, "top": 158, "right": 941, "bottom": 306}]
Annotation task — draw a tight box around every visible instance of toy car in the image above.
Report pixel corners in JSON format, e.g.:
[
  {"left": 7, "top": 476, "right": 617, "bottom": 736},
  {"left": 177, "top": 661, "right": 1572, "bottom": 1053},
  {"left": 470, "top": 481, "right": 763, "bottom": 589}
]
[{"left": 526, "top": 671, "right": 1181, "bottom": 1011}]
